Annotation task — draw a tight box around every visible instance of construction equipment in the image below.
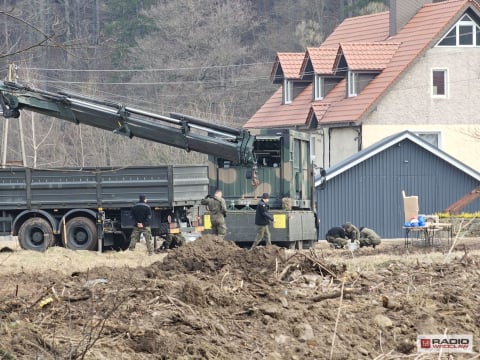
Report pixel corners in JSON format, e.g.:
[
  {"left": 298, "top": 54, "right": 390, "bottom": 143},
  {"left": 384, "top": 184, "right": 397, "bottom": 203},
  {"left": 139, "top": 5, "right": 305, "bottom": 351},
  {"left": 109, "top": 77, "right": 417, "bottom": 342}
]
[
  {"left": 444, "top": 186, "right": 480, "bottom": 214},
  {"left": 0, "top": 79, "right": 317, "bottom": 250}
]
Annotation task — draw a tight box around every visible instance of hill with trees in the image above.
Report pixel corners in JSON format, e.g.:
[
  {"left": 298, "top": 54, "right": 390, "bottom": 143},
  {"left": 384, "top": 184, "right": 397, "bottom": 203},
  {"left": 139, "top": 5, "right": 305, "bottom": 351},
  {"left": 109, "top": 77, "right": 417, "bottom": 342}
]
[{"left": 0, "top": 0, "right": 387, "bottom": 167}]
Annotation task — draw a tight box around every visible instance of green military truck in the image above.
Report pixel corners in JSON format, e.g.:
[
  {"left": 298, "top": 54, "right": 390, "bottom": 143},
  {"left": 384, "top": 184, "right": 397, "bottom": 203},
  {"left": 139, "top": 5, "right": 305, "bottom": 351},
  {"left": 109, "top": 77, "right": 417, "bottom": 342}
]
[
  {"left": 206, "top": 127, "right": 317, "bottom": 249},
  {"left": 0, "top": 80, "right": 317, "bottom": 250}
]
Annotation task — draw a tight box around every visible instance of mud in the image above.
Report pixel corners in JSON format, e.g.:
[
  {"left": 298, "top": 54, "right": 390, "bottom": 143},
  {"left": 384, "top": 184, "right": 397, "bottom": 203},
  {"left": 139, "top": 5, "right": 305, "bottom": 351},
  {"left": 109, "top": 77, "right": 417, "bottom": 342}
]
[{"left": 0, "top": 235, "right": 479, "bottom": 359}]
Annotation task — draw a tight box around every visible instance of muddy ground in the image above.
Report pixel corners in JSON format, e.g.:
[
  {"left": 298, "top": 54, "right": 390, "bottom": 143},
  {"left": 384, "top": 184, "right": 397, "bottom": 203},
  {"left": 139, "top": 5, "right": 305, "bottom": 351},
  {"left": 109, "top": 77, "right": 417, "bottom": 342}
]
[{"left": 0, "top": 236, "right": 479, "bottom": 360}]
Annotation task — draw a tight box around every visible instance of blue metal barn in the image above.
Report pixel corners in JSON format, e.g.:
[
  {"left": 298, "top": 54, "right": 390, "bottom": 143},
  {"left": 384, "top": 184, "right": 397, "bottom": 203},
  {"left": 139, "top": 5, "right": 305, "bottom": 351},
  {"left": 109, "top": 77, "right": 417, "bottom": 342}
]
[{"left": 315, "top": 131, "right": 480, "bottom": 239}]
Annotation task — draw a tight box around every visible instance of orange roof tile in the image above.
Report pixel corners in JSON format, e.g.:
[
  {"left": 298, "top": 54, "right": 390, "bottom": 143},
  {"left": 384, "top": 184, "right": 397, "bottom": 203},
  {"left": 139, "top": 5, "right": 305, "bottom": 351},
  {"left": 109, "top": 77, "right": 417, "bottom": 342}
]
[
  {"left": 246, "top": 0, "right": 476, "bottom": 129},
  {"left": 308, "top": 103, "right": 331, "bottom": 123},
  {"left": 338, "top": 42, "right": 401, "bottom": 71},
  {"left": 243, "top": 85, "right": 314, "bottom": 129},
  {"left": 322, "top": 12, "right": 390, "bottom": 46},
  {"left": 301, "top": 47, "right": 339, "bottom": 75},
  {"left": 270, "top": 53, "right": 305, "bottom": 81},
  {"left": 324, "top": 0, "right": 471, "bottom": 124}
]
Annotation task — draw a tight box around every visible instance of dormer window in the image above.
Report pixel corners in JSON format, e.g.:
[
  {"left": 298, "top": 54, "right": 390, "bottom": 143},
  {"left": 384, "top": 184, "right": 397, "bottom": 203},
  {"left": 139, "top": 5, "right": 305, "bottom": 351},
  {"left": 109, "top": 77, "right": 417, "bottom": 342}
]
[
  {"left": 348, "top": 71, "right": 359, "bottom": 97},
  {"left": 314, "top": 75, "right": 324, "bottom": 100},
  {"left": 283, "top": 79, "right": 293, "bottom": 104},
  {"left": 437, "top": 14, "right": 480, "bottom": 46}
]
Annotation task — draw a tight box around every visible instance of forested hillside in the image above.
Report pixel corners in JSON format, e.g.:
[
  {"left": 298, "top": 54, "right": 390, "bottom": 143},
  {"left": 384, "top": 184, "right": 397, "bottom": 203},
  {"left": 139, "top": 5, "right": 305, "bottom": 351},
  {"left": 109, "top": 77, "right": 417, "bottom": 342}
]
[{"left": 0, "top": 0, "right": 387, "bottom": 168}]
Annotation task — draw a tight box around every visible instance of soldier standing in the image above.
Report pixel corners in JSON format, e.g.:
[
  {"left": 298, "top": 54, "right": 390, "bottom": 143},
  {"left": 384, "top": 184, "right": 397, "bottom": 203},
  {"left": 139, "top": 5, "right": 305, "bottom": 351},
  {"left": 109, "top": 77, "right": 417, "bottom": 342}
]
[
  {"left": 129, "top": 194, "right": 154, "bottom": 255},
  {"left": 201, "top": 189, "right": 227, "bottom": 239},
  {"left": 250, "top": 193, "right": 274, "bottom": 250}
]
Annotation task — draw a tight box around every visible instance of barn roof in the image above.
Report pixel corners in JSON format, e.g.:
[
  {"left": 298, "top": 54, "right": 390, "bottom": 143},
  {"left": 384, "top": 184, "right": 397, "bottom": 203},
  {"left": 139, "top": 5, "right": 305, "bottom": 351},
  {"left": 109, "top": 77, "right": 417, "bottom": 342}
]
[{"left": 315, "top": 130, "right": 480, "bottom": 187}]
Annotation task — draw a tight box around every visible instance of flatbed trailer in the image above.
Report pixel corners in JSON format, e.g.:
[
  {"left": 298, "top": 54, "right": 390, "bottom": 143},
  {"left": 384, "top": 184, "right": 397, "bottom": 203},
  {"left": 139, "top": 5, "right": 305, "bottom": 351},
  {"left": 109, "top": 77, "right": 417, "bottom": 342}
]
[{"left": 0, "top": 165, "right": 208, "bottom": 250}]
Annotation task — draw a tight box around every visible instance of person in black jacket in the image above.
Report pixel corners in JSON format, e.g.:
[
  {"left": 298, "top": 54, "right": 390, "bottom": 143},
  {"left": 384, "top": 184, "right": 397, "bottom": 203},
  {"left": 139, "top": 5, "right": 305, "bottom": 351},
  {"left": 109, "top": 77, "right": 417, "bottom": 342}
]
[
  {"left": 129, "top": 194, "right": 153, "bottom": 255},
  {"left": 250, "top": 193, "right": 274, "bottom": 250},
  {"left": 325, "top": 226, "right": 348, "bottom": 249}
]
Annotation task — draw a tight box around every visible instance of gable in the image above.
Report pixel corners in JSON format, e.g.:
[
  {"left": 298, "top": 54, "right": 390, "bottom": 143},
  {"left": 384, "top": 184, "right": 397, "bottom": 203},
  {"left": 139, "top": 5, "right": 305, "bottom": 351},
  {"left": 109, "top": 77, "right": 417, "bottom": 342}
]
[
  {"left": 246, "top": 0, "right": 480, "bottom": 129},
  {"left": 437, "top": 10, "right": 480, "bottom": 46},
  {"left": 317, "top": 131, "right": 480, "bottom": 185},
  {"left": 315, "top": 131, "right": 480, "bottom": 239}
]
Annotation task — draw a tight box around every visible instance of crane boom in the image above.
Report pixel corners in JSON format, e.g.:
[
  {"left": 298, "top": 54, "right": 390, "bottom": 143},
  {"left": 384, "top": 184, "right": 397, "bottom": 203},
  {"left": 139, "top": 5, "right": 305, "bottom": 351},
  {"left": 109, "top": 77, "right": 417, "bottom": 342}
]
[{"left": 0, "top": 80, "right": 256, "bottom": 165}]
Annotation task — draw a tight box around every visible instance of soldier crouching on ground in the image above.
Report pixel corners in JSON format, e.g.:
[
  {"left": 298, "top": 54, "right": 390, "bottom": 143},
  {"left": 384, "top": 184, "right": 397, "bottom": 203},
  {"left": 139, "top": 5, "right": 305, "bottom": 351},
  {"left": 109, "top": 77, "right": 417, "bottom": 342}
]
[
  {"left": 343, "top": 222, "right": 360, "bottom": 243},
  {"left": 159, "top": 233, "right": 186, "bottom": 251},
  {"left": 359, "top": 227, "right": 381, "bottom": 248},
  {"left": 325, "top": 226, "right": 349, "bottom": 249}
]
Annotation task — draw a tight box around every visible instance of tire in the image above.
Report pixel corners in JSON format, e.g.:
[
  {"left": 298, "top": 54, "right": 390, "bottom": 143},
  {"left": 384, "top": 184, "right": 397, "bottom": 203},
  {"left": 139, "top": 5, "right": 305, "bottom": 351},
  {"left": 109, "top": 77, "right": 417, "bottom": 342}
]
[
  {"left": 18, "top": 218, "right": 54, "bottom": 251},
  {"left": 64, "top": 217, "right": 98, "bottom": 250}
]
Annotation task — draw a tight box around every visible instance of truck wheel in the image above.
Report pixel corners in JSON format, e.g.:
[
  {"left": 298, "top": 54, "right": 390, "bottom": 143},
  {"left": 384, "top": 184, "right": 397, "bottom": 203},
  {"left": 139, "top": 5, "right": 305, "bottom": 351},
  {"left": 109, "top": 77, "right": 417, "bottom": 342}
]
[
  {"left": 64, "top": 217, "right": 98, "bottom": 250},
  {"left": 18, "top": 218, "right": 54, "bottom": 251}
]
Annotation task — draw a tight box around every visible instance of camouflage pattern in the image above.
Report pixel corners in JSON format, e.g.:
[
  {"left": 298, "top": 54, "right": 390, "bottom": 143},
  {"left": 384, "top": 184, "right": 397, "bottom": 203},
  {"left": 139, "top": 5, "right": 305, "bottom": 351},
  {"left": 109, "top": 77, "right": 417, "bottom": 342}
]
[
  {"left": 129, "top": 226, "right": 153, "bottom": 254},
  {"left": 326, "top": 235, "right": 349, "bottom": 249},
  {"left": 325, "top": 226, "right": 349, "bottom": 249},
  {"left": 161, "top": 233, "right": 186, "bottom": 250},
  {"left": 201, "top": 194, "right": 227, "bottom": 236},
  {"left": 359, "top": 227, "right": 381, "bottom": 248},
  {"left": 206, "top": 128, "right": 315, "bottom": 248},
  {"left": 208, "top": 129, "right": 312, "bottom": 212},
  {"left": 343, "top": 222, "right": 360, "bottom": 241}
]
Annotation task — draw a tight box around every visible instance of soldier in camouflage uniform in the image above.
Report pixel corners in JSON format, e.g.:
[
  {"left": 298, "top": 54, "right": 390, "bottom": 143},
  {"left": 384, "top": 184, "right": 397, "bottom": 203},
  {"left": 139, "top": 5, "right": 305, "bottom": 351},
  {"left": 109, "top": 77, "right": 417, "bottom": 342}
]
[
  {"left": 359, "top": 227, "right": 381, "bottom": 248},
  {"left": 343, "top": 222, "right": 360, "bottom": 243},
  {"left": 129, "top": 194, "right": 154, "bottom": 255},
  {"left": 161, "top": 233, "right": 186, "bottom": 250},
  {"left": 201, "top": 189, "right": 227, "bottom": 239},
  {"left": 325, "top": 226, "right": 349, "bottom": 249}
]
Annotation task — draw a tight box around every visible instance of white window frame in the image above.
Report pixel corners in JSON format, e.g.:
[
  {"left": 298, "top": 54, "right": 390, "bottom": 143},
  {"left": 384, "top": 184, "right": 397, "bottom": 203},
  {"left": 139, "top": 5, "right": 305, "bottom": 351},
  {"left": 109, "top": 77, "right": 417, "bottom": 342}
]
[
  {"left": 314, "top": 75, "right": 324, "bottom": 100},
  {"left": 437, "top": 14, "right": 480, "bottom": 47},
  {"left": 432, "top": 69, "right": 448, "bottom": 98},
  {"left": 283, "top": 79, "right": 293, "bottom": 104},
  {"left": 348, "top": 71, "right": 358, "bottom": 97},
  {"left": 414, "top": 131, "right": 441, "bottom": 148}
]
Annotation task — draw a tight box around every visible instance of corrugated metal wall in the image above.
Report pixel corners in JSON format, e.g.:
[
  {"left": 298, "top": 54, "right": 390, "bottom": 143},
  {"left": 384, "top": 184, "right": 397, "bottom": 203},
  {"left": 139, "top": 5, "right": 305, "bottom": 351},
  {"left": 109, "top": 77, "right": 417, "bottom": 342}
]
[{"left": 316, "top": 139, "right": 480, "bottom": 239}]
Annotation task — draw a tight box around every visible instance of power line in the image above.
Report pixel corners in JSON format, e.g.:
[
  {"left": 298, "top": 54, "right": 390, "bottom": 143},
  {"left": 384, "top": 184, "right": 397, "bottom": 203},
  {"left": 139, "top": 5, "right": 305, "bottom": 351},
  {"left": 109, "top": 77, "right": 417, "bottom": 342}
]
[{"left": 22, "top": 62, "right": 273, "bottom": 73}]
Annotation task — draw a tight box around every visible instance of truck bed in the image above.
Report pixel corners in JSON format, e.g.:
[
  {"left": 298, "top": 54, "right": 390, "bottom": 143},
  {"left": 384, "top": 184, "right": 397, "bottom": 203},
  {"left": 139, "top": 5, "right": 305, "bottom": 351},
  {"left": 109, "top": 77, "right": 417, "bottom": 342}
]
[{"left": 0, "top": 165, "right": 209, "bottom": 210}]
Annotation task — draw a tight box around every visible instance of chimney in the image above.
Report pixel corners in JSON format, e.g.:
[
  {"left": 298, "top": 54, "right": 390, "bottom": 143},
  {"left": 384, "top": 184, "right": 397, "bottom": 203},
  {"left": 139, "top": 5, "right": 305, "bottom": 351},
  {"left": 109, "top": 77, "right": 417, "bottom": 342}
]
[{"left": 389, "top": 0, "right": 434, "bottom": 37}]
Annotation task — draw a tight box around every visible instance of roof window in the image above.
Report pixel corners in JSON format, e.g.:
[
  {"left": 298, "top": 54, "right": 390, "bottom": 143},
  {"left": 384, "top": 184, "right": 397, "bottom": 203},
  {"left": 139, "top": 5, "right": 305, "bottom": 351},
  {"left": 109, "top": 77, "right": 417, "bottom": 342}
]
[{"left": 437, "top": 14, "right": 480, "bottom": 47}]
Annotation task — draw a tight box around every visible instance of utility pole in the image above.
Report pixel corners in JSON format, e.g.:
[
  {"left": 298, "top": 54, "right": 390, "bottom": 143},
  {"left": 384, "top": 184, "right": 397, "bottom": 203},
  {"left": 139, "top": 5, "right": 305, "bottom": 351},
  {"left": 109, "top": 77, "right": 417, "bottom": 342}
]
[{"left": 1, "top": 63, "right": 26, "bottom": 167}]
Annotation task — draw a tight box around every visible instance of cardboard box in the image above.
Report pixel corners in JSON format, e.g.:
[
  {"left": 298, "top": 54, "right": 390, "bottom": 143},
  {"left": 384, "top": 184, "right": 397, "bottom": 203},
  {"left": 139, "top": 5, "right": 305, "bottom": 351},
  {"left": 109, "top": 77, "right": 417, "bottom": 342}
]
[{"left": 402, "top": 190, "right": 419, "bottom": 222}]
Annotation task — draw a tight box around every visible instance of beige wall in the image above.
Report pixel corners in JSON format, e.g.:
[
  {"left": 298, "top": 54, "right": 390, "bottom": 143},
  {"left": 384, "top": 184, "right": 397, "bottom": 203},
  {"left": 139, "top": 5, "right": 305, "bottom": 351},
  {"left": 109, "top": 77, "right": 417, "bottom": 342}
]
[
  {"left": 311, "top": 127, "right": 359, "bottom": 168},
  {"left": 362, "top": 124, "right": 480, "bottom": 170},
  {"left": 363, "top": 46, "right": 480, "bottom": 170}
]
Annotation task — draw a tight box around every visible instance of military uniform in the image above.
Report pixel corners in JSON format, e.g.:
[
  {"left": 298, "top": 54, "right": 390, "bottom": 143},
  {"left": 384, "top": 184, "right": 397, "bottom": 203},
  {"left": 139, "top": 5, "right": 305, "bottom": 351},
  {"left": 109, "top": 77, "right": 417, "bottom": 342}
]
[
  {"left": 129, "top": 195, "right": 154, "bottom": 255},
  {"left": 201, "top": 192, "right": 227, "bottom": 238},
  {"left": 359, "top": 227, "right": 381, "bottom": 248},
  {"left": 325, "top": 226, "right": 349, "bottom": 249},
  {"left": 161, "top": 233, "right": 186, "bottom": 250},
  {"left": 343, "top": 222, "right": 360, "bottom": 242},
  {"left": 250, "top": 193, "right": 274, "bottom": 250}
]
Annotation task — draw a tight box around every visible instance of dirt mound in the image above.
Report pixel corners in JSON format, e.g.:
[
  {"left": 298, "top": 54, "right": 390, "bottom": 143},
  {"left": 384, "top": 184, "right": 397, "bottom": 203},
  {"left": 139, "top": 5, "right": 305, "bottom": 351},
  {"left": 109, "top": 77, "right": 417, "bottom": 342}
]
[
  {"left": 0, "top": 235, "right": 479, "bottom": 359},
  {"left": 156, "top": 235, "right": 289, "bottom": 275}
]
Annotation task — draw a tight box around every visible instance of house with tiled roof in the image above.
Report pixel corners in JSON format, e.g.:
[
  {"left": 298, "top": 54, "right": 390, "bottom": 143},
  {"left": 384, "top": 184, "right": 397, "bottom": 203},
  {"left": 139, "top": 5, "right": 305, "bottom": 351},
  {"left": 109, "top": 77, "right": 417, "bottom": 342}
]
[{"left": 244, "top": 0, "right": 480, "bottom": 171}]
